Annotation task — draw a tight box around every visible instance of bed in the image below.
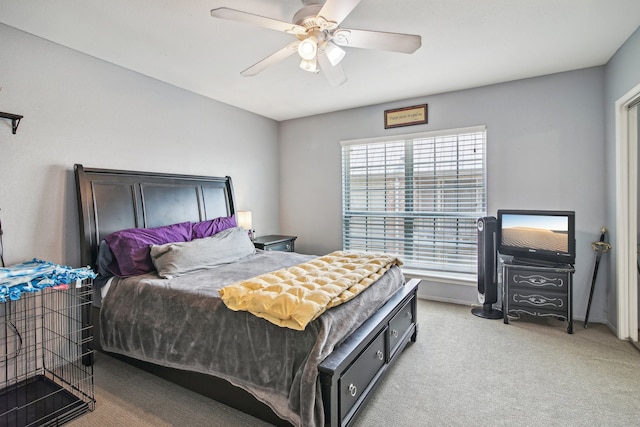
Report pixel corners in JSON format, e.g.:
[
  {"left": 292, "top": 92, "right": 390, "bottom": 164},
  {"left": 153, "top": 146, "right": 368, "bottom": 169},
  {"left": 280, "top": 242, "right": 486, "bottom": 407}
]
[{"left": 74, "top": 164, "right": 420, "bottom": 427}]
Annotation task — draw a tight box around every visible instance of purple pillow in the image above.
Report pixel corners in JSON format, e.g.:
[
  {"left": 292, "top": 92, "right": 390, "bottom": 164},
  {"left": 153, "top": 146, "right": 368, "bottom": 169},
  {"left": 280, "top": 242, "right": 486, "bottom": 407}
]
[
  {"left": 192, "top": 215, "right": 237, "bottom": 239},
  {"left": 104, "top": 221, "right": 193, "bottom": 277}
]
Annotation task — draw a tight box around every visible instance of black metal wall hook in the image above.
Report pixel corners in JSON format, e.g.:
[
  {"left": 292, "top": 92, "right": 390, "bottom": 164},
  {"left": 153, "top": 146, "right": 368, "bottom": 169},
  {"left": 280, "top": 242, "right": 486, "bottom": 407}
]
[{"left": 0, "top": 111, "right": 23, "bottom": 134}]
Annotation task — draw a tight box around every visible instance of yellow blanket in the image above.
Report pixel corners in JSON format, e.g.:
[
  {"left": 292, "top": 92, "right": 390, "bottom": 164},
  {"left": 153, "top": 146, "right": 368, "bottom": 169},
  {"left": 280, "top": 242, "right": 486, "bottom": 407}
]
[{"left": 219, "top": 251, "right": 402, "bottom": 330}]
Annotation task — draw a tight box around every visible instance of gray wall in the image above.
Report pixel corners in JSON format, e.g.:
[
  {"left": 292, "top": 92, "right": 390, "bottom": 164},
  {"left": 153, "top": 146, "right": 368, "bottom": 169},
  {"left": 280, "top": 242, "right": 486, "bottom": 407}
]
[
  {"left": 0, "top": 23, "right": 281, "bottom": 267},
  {"left": 279, "top": 67, "right": 608, "bottom": 322},
  {"left": 603, "top": 26, "right": 640, "bottom": 332}
]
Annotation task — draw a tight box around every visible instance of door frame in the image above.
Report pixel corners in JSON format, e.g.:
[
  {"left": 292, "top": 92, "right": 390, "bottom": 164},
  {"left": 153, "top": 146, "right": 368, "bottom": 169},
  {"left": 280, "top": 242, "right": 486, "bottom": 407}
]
[{"left": 615, "top": 82, "right": 640, "bottom": 341}]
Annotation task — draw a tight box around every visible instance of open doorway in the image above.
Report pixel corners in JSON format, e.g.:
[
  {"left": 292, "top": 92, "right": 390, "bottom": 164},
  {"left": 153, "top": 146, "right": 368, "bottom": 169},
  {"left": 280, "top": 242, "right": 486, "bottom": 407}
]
[{"left": 615, "top": 83, "right": 640, "bottom": 345}]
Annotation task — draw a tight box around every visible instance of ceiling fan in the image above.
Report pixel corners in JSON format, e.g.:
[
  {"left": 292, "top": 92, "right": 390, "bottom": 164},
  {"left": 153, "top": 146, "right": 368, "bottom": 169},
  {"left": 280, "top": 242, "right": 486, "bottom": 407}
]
[{"left": 210, "top": 0, "right": 422, "bottom": 86}]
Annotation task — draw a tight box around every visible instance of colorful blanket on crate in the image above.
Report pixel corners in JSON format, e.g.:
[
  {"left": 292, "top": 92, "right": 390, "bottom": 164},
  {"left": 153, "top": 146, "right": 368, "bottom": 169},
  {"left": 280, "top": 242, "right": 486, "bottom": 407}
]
[
  {"left": 219, "top": 251, "right": 402, "bottom": 330},
  {"left": 0, "top": 259, "right": 96, "bottom": 302}
]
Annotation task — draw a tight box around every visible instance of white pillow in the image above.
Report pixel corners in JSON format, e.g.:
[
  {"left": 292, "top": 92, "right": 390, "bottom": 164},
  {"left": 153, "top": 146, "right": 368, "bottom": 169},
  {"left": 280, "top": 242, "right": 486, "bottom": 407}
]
[{"left": 150, "top": 227, "right": 256, "bottom": 279}]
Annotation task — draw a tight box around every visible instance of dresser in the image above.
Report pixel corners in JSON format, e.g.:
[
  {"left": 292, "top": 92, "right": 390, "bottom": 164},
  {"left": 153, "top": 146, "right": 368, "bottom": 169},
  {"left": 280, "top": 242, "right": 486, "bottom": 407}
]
[{"left": 502, "top": 261, "right": 574, "bottom": 334}]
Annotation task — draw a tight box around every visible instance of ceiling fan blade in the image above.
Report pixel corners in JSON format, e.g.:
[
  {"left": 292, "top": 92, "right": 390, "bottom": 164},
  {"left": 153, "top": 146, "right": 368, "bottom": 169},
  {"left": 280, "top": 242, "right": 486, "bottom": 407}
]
[
  {"left": 332, "top": 29, "right": 421, "bottom": 54},
  {"left": 317, "top": 0, "right": 363, "bottom": 28},
  {"left": 241, "top": 41, "right": 299, "bottom": 77},
  {"left": 317, "top": 52, "right": 347, "bottom": 86},
  {"left": 211, "top": 7, "right": 306, "bottom": 35}
]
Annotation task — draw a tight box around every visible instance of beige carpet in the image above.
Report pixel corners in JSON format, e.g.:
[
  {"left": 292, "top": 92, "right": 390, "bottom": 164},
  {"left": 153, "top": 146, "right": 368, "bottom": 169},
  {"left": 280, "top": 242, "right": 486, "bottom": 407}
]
[{"left": 68, "top": 299, "right": 640, "bottom": 426}]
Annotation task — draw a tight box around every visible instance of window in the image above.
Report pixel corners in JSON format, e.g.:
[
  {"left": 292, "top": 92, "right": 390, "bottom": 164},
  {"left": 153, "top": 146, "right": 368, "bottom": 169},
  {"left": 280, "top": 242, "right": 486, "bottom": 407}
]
[{"left": 341, "top": 126, "right": 486, "bottom": 274}]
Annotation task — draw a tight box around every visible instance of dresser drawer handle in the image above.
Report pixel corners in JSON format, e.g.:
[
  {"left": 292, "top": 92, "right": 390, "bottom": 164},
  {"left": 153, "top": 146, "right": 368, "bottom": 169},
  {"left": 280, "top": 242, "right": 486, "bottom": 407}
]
[
  {"left": 406, "top": 311, "right": 413, "bottom": 320},
  {"left": 392, "top": 329, "right": 398, "bottom": 338},
  {"left": 348, "top": 383, "right": 357, "bottom": 397},
  {"left": 376, "top": 350, "right": 384, "bottom": 360},
  {"left": 285, "top": 244, "right": 291, "bottom": 250}
]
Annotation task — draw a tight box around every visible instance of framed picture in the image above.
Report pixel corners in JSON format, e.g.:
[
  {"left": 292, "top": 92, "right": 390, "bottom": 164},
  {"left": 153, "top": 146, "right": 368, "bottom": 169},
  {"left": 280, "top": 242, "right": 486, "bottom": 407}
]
[{"left": 384, "top": 104, "right": 428, "bottom": 129}]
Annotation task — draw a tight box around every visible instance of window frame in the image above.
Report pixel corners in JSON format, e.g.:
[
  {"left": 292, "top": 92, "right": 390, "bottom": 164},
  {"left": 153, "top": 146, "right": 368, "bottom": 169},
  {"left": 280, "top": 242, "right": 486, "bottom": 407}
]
[{"left": 340, "top": 125, "right": 487, "bottom": 275}]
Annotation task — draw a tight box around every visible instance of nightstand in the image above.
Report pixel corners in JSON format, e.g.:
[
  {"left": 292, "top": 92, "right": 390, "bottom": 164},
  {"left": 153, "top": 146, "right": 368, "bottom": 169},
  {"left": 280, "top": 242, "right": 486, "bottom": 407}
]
[{"left": 253, "top": 235, "right": 297, "bottom": 252}]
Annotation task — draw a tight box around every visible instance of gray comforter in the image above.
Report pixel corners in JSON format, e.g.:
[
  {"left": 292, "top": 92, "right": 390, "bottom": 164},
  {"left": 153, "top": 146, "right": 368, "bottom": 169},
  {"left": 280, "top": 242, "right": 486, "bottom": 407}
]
[{"left": 100, "top": 250, "right": 405, "bottom": 427}]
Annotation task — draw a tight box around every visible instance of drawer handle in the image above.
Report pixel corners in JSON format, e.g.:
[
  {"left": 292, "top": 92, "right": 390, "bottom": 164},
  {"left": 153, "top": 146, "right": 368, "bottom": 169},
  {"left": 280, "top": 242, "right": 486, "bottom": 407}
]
[
  {"left": 376, "top": 350, "right": 384, "bottom": 360},
  {"left": 406, "top": 311, "right": 413, "bottom": 321},
  {"left": 285, "top": 244, "right": 291, "bottom": 250},
  {"left": 348, "top": 383, "right": 357, "bottom": 397},
  {"left": 392, "top": 329, "right": 398, "bottom": 338}
]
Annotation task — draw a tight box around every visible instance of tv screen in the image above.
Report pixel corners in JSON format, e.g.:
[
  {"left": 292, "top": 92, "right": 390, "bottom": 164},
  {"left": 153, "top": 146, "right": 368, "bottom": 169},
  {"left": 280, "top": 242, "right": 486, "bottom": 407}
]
[{"left": 497, "top": 209, "right": 575, "bottom": 265}]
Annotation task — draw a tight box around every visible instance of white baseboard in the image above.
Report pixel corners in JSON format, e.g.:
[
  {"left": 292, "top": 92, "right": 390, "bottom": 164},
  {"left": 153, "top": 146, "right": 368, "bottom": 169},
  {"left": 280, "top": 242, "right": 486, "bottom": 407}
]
[{"left": 415, "top": 278, "right": 477, "bottom": 306}]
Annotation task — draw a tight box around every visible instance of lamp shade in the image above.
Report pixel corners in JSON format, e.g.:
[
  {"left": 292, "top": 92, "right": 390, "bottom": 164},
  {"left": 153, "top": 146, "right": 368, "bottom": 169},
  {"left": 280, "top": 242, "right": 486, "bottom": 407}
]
[
  {"left": 324, "top": 41, "right": 346, "bottom": 66},
  {"left": 299, "top": 57, "right": 318, "bottom": 73},
  {"left": 237, "top": 211, "right": 253, "bottom": 230},
  {"left": 297, "top": 35, "right": 318, "bottom": 60}
]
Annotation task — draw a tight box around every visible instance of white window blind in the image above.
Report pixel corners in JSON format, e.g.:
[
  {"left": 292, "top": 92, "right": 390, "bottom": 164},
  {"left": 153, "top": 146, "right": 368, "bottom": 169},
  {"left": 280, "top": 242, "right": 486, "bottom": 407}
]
[{"left": 341, "top": 126, "right": 487, "bottom": 274}]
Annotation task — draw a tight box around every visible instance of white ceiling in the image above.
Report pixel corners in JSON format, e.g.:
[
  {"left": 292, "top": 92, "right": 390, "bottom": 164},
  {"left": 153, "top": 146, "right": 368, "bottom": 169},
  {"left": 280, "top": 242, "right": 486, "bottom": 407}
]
[{"left": 1, "top": 0, "right": 639, "bottom": 121}]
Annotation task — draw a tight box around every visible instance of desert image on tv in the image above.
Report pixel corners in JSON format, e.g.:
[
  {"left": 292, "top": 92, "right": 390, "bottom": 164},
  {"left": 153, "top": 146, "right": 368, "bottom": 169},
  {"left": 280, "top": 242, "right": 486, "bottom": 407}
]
[{"left": 502, "top": 215, "right": 568, "bottom": 253}]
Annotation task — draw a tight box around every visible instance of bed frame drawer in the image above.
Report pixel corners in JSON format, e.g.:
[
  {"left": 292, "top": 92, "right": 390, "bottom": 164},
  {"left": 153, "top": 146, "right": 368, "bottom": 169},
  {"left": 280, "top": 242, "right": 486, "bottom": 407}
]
[
  {"left": 319, "top": 279, "right": 420, "bottom": 427},
  {"left": 339, "top": 330, "right": 386, "bottom": 420},
  {"left": 388, "top": 299, "right": 414, "bottom": 358}
]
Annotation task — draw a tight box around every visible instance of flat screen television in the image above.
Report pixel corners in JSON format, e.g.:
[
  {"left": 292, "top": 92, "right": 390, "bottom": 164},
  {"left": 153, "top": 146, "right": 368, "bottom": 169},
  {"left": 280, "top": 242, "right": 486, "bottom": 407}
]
[{"left": 497, "top": 209, "right": 575, "bottom": 266}]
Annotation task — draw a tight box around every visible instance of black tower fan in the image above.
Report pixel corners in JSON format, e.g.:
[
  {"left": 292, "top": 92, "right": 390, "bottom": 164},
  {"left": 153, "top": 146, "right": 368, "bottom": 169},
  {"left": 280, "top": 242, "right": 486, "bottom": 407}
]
[{"left": 472, "top": 216, "right": 503, "bottom": 319}]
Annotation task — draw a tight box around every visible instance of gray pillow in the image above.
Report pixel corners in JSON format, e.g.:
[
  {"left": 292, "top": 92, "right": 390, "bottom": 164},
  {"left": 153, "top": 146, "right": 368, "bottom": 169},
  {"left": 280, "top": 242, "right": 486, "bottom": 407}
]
[{"left": 150, "top": 226, "right": 256, "bottom": 279}]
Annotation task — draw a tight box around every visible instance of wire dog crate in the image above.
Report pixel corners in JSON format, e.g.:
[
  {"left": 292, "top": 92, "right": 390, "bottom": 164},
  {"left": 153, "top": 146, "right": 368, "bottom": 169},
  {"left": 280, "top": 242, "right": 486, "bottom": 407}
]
[{"left": 1, "top": 282, "right": 94, "bottom": 426}]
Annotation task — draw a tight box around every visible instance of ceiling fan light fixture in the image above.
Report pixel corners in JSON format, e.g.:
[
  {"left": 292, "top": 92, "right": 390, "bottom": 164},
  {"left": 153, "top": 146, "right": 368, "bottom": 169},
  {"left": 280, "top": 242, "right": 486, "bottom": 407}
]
[
  {"left": 323, "top": 41, "right": 346, "bottom": 66},
  {"left": 211, "top": 3, "right": 422, "bottom": 81},
  {"left": 297, "top": 35, "right": 318, "bottom": 61},
  {"left": 299, "top": 57, "right": 318, "bottom": 73}
]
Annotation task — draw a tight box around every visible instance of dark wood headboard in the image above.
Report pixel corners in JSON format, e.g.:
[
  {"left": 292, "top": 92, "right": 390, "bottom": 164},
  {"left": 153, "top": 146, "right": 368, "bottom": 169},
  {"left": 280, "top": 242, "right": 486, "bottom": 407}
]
[{"left": 74, "top": 164, "right": 236, "bottom": 270}]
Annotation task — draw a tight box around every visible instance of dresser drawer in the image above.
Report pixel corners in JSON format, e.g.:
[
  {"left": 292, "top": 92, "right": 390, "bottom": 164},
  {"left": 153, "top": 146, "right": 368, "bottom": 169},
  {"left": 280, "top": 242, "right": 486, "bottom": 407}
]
[
  {"left": 252, "top": 235, "right": 296, "bottom": 252},
  {"left": 388, "top": 300, "right": 413, "bottom": 357},
  {"left": 508, "top": 289, "right": 568, "bottom": 313},
  {"left": 339, "top": 329, "right": 386, "bottom": 421},
  {"left": 507, "top": 270, "right": 569, "bottom": 292},
  {"left": 263, "top": 241, "right": 294, "bottom": 252}
]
